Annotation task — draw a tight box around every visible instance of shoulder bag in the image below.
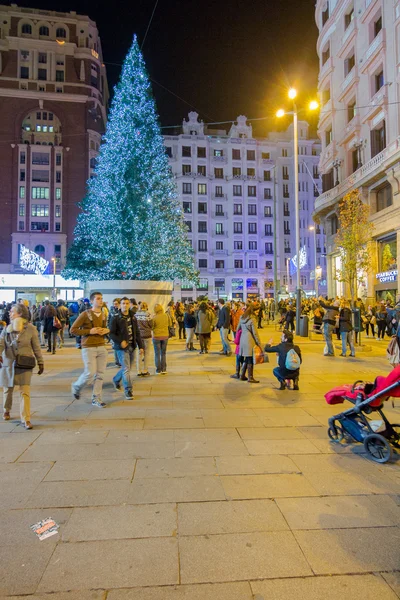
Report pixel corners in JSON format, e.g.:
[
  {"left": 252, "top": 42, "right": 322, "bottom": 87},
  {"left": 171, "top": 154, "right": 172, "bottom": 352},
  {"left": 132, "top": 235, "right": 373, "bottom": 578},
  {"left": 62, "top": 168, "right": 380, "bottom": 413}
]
[{"left": 7, "top": 332, "right": 36, "bottom": 370}]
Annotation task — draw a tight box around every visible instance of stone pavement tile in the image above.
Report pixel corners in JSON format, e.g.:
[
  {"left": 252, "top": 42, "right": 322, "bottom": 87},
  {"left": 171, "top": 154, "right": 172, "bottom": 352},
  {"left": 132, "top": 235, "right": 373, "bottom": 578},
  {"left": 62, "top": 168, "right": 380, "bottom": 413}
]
[
  {"left": 38, "top": 538, "right": 179, "bottom": 592},
  {"left": 44, "top": 459, "right": 135, "bottom": 481},
  {"left": 244, "top": 439, "right": 321, "bottom": 455},
  {"left": 221, "top": 398, "right": 277, "bottom": 409},
  {"left": 25, "top": 480, "right": 131, "bottom": 508},
  {"left": 250, "top": 574, "right": 399, "bottom": 600},
  {"left": 135, "top": 457, "right": 217, "bottom": 478},
  {"left": 151, "top": 384, "right": 222, "bottom": 396},
  {"left": 215, "top": 455, "right": 299, "bottom": 475},
  {"left": 144, "top": 410, "right": 205, "bottom": 429},
  {"left": 173, "top": 428, "right": 240, "bottom": 442},
  {"left": 237, "top": 427, "right": 306, "bottom": 440},
  {"left": 201, "top": 409, "right": 263, "bottom": 428},
  {"left": 368, "top": 494, "right": 400, "bottom": 524},
  {"left": 34, "top": 430, "right": 108, "bottom": 445},
  {"left": 5, "top": 592, "right": 107, "bottom": 600},
  {"left": 290, "top": 453, "right": 381, "bottom": 474},
  {"left": 297, "top": 425, "right": 330, "bottom": 439},
  {"left": 1, "top": 507, "right": 72, "bottom": 546},
  {"left": 79, "top": 419, "right": 144, "bottom": 431},
  {"left": 86, "top": 407, "right": 147, "bottom": 420},
  {"left": 253, "top": 408, "right": 321, "bottom": 427},
  {"left": 62, "top": 504, "right": 176, "bottom": 541},
  {"left": 19, "top": 441, "right": 176, "bottom": 461},
  {"left": 294, "top": 527, "right": 400, "bottom": 574},
  {"left": 23, "top": 419, "right": 87, "bottom": 431},
  {"left": 0, "top": 436, "right": 40, "bottom": 463},
  {"left": 174, "top": 439, "right": 249, "bottom": 458},
  {"left": 106, "top": 430, "right": 174, "bottom": 443},
  {"left": 0, "top": 421, "right": 20, "bottom": 432},
  {"left": 179, "top": 531, "right": 312, "bottom": 584},
  {"left": 276, "top": 495, "right": 399, "bottom": 529},
  {"left": 381, "top": 572, "right": 400, "bottom": 598},
  {"left": 128, "top": 475, "right": 226, "bottom": 504},
  {"left": 129, "top": 399, "right": 174, "bottom": 409},
  {"left": 0, "top": 462, "right": 52, "bottom": 509},
  {"left": 302, "top": 469, "right": 400, "bottom": 496},
  {"left": 107, "top": 582, "right": 253, "bottom": 600},
  {"left": 220, "top": 473, "right": 319, "bottom": 499},
  {"left": 0, "top": 542, "right": 57, "bottom": 596},
  {"left": 178, "top": 499, "right": 289, "bottom": 535},
  {"left": 172, "top": 399, "right": 224, "bottom": 409}
]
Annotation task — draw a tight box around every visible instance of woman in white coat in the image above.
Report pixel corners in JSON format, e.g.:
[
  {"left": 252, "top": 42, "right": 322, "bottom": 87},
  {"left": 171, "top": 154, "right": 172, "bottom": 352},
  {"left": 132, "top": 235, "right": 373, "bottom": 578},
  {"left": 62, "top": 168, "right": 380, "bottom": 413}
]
[
  {"left": 237, "top": 305, "right": 262, "bottom": 383},
  {"left": 1, "top": 303, "right": 44, "bottom": 429}
]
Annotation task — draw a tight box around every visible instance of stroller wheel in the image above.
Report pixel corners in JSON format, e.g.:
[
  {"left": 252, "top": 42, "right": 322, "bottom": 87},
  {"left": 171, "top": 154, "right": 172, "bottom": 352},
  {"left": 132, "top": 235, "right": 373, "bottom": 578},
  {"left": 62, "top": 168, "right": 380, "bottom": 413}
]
[
  {"left": 363, "top": 434, "right": 392, "bottom": 463},
  {"left": 328, "top": 426, "right": 344, "bottom": 443},
  {"left": 389, "top": 424, "right": 400, "bottom": 449}
]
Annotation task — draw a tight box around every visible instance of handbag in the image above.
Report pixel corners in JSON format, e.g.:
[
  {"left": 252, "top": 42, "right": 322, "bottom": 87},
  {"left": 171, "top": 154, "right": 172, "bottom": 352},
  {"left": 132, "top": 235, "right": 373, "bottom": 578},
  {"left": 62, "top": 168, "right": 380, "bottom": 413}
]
[
  {"left": 53, "top": 316, "right": 62, "bottom": 329},
  {"left": 253, "top": 345, "right": 269, "bottom": 365},
  {"left": 15, "top": 355, "right": 36, "bottom": 370}
]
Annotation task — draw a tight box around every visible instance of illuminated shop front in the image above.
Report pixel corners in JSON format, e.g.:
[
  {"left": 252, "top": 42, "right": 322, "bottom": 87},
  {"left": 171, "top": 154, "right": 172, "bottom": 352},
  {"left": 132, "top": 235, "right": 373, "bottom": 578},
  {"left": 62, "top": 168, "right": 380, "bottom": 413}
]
[{"left": 375, "top": 235, "right": 398, "bottom": 303}]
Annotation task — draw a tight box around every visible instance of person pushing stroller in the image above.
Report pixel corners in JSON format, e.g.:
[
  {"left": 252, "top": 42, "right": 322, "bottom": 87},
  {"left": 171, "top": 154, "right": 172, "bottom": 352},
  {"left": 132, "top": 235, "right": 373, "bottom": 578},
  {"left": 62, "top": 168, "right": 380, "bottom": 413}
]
[{"left": 264, "top": 329, "right": 302, "bottom": 390}]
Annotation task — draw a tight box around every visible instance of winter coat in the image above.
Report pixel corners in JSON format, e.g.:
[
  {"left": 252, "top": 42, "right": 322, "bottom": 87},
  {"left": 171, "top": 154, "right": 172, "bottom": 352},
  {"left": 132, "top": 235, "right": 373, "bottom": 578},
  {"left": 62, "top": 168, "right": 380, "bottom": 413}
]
[
  {"left": 152, "top": 312, "right": 170, "bottom": 339},
  {"left": 339, "top": 307, "right": 353, "bottom": 333},
  {"left": 0, "top": 322, "right": 43, "bottom": 387},
  {"left": 109, "top": 310, "right": 143, "bottom": 351},
  {"left": 196, "top": 309, "right": 214, "bottom": 334},
  {"left": 217, "top": 305, "right": 230, "bottom": 329},
  {"left": 319, "top": 301, "right": 339, "bottom": 325},
  {"left": 264, "top": 341, "right": 302, "bottom": 376},
  {"left": 184, "top": 312, "right": 196, "bottom": 329},
  {"left": 231, "top": 308, "right": 244, "bottom": 332},
  {"left": 237, "top": 316, "right": 261, "bottom": 358},
  {"left": 135, "top": 310, "right": 154, "bottom": 339},
  {"left": 56, "top": 305, "right": 69, "bottom": 322}
]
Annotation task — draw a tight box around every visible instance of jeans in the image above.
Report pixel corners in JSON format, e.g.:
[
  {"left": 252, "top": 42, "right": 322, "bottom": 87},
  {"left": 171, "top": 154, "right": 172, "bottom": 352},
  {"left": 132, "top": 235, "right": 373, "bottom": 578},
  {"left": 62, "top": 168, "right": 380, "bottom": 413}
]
[
  {"left": 365, "top": 323, "right": 375, "bottom": 337},
  {"left": 114, "top": 348, "right": 135, "bottom": 392},
  {"left": 323, "top": 322, "right": 335, "bottom": 355},
  {"left": 59, "top": 321, "right": 66, "bottom": 345},
  {"left": 220, "top": 327, "right": 230, "bottom": 353},
  {"left": 377, "top": 321, "right": 386, "bottom": 339},
  {"left": 137, "top": 338, "right": 152, "bottom": 373},
  {"left": 178, "top": 321, "right": 185, "bottom": 339},
  {"left": 73, "top": 345, "right": 108, "bottom": 400},
  {"left": 3, "top": 385, "right": 30, "bottom": 423},
  {"left": 340, "top": 331, "right": 355, "bottom": 356},
  {"left": 185, "top": 327, "right": 195, "bottom": 346},
  {"left": 273, "top": 367, "right": 298, "bottom": 383},
  {"left": 153, "top": 338, "right": 168, "bottom": 373},
  {"left": 47, "top": 330, "right": 58, "bottom": 352}
]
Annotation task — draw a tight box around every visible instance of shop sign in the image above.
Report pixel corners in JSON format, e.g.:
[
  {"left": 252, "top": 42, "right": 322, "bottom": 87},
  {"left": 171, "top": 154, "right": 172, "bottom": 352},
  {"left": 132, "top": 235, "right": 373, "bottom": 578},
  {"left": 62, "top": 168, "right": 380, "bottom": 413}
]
[
  {"left": 232, "top": 278, "right": 244, "bottom": 291},
  {"left": 289, "top": 246, "right": 307, "bottom": 275},
  {"left": 375, "top": 270, "right": 398, "bottom": 283},
  {"left": 246, "top": 278, "right": 258, "bottom": 290},
  {"left": 18, "top": 244, "right": 49, "bottom": 276}
]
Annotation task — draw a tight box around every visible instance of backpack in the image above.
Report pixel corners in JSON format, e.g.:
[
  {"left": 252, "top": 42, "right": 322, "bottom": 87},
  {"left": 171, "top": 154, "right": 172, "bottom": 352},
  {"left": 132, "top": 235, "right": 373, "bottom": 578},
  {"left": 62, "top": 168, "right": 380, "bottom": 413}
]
[{"left": 285, "top": 348, "right": 301, "bottom": 370}]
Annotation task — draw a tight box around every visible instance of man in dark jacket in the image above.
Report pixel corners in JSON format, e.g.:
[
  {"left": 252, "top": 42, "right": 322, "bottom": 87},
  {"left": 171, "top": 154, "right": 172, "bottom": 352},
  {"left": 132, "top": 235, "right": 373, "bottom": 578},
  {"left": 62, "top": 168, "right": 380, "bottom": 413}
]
[
  {"left": 43, "top": 300, "right": 57, "bottom": 354},
  {"left": 216, "top": 299, "right": 231, "bottom": 356},
  {"left": 319, "top": 296, "right": 339, "bottom": 356},
  {"left": 264, "top": 330, "right": 302, "bottom": 390},
  {"left": 110, "top": 297, "right": 144, "bottom": 399},
  {"left": 339, "top": 300, "right": 355, "bottom": 357}
]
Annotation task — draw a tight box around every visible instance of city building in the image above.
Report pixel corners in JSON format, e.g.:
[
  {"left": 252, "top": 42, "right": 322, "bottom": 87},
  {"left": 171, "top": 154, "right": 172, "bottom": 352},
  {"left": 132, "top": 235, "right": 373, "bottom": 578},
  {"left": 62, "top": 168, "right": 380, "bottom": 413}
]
[
  {"left": 0, "top": 3, "right": 108, "bottom": 302},
  {"left": 314, "top": 0, "right": 400, "bottom": 303},
  {"left": 165, "top": 112, "right": 325, "bottom": 301}
]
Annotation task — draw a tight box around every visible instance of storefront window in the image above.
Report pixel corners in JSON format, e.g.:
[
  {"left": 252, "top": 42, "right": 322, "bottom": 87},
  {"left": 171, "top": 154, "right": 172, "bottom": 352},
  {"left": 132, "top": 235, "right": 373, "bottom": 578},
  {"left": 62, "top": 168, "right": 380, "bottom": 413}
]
[{"left": 379, "top": 236, "right": 397, "bottom": 271}]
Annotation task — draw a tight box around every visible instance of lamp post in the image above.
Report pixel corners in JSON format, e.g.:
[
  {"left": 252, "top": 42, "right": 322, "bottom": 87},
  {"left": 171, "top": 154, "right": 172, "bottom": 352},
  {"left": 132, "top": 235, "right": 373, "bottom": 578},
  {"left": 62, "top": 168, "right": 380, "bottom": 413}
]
[
  {"left": 51, "top": 257, "right": 56, "bottom": 301},
  {"left": 309, "top": 225, "right": 318, "bottom": 297},
  {"left": 277, "top": 91, "right": 319, "bottom": 333},
  {"left": 333, "top": 159, "right": 342, "bottom": 186}
]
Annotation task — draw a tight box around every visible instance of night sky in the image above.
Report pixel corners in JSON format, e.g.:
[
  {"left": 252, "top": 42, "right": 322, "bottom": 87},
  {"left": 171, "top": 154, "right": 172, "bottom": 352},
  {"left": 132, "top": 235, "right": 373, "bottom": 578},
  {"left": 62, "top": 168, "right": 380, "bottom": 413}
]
[{"left": 12, "top": 0, "right": 320, "bottom": 134}]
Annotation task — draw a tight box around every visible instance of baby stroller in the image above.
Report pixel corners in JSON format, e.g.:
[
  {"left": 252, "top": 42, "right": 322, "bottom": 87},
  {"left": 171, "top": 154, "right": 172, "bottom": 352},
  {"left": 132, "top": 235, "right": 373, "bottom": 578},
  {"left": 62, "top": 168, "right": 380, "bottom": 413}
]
[{"left": 325, "top": 366, "right": 400, "bottom": 463}]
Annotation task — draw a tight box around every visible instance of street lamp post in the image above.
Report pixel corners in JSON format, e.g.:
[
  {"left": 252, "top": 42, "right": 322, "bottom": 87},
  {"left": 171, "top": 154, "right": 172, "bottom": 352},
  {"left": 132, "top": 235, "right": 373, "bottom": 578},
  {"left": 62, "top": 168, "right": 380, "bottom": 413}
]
[
  {"left": 309, "top": 225, "right": 318, "bottom": 297},
  {"left": 277, "top": 91, "right": 319, "bottom": 333},
  {"left": 51, "top": 257, "right": 56, "bottom": 301}
]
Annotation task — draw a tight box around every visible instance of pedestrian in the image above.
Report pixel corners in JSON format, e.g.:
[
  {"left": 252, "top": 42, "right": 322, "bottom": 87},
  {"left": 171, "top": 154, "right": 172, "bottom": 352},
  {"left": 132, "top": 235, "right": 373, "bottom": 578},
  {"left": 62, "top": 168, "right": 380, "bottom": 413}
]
[
  {"left": 376, "top": 302, "right": 387, "bottom": 340},
  {"left": 339, "top": 299, "right": 355, "bottom": 357},
  {"left": 110, "top": 297, "right": 144, "bottom": 398},
  {"left": 135, "top": 301, "right": 153, "bottom": 376},
  {"left": 364, "top": 305, "right": 376, "bottom": 338},
  {"left": 175, "top": 302, "right": 185, "bottom": 340},
  {"left": 319, "top": 296, "right": 339, "bottom": 356},
  {"left": 1, "top": 303, "right": 44, "bottom": 429},
  {"left": 257, "top": 299, "right": 265, "bottom": 329},
  {"left": 237, "top": 305, "right": 262, "bottom": 383},
  {"left": 30, "top": 304, "right": 41, "bottom": 332},
  {"left": 56, "top": 299, "right": 69, "bottom": 348},
  {"left": 230, "top": 328, "right": 244, "bottom": 379},
  {"left": 151, "top": 304, "right": 170, "bottom": 374},
  {"left": 70, "top": 292, "right": 110, "bottom": 408},
  {"left": 184, "top": 304, "right": 196, "bottom": 351},
  {"left": 108, "top": 298, "right": 121, "bottom": 367},
  {"left": 216, "top": 298, "right": 231, "bottom": 356},
  {"left": 43, "top": 300, "right": 57, "bottom": 354},
  {"left": 166, "top": 300, "right": 176, "bottom": 337},
  {"left": 196, "top": 301, "right": 214, "bottom": 354},
  {"left": 264, "top": 329, "right": 302, "bottom": 390},
  {"left": 68, "top": 301, "right": 79, "bottom": 338},
  {"left": 285, "top": 303, "right": 296, "bottom": 332}
]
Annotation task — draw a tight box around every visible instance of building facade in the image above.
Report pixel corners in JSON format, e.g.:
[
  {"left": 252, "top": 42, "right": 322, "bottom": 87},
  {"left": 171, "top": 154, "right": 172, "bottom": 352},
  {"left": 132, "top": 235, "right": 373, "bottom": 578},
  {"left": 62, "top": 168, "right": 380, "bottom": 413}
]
[
  {"left": 315, "top": 0, "right": 400, "bottom": 303},
  {"left": 165, "top": 112, "right": 325, "bottom": 301},
  {"left": 0, "top": 4, "right": 108, "bottom": 301}
]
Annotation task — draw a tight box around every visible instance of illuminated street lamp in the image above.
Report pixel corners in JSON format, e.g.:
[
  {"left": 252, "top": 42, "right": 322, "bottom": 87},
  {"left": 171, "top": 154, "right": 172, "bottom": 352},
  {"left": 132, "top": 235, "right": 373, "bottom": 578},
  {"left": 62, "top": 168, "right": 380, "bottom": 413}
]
[
  {"left": 277, "top": 92, "right": 319, "bottom": 332},
  {"left": 51, "top": 257, "right": 57, "bottom": 301},
  {"left": 308, "top": 225, "right": 319, "bottom": 296}
]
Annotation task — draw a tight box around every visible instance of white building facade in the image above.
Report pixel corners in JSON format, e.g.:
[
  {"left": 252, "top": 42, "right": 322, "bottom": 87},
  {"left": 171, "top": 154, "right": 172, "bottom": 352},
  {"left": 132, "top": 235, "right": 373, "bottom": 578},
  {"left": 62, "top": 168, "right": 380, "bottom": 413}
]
[
  {"left": 315, "top": 0, "right": 400, "bottom": 303},
  {"left": 164, "top": 112, "right": 325, "bottom": 301}
]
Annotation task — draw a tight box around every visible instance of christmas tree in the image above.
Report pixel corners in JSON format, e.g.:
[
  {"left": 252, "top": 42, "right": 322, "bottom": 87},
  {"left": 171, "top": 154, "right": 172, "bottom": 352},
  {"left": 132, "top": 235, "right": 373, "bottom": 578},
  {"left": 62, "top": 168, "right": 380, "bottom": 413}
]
[{"left": 63, "top": 36, "right": 197, "bottom": 284}]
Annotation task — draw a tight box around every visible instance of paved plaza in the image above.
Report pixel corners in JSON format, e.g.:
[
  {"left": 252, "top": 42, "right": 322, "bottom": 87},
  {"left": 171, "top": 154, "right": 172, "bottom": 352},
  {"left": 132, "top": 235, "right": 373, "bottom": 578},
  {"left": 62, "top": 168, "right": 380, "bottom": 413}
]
[{"left": 0, "top": 325, "right": 399, "bottom": 599}]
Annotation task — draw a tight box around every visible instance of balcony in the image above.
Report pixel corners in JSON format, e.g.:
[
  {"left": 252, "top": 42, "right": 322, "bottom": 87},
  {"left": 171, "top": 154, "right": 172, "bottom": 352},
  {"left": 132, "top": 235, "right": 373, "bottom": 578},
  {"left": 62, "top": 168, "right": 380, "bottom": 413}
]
[
  {"left": 283, "top": 210, "right": 290, "bottom": 216},
  {"left": 211, "top": 249, "right": 228, "bottom": 256},
  {"left": 212, "top": 211, "right": 227, "bottom": 219},
  {"left": 212, "top": 155, "right": 227, "bottom": 163},
  {"left": 211, "top": 193, "right": 227, "bottom": 200},
  {"left": 212, "top": 231, "right": 228, "bottom": 238},
  {"left": 341, "top": 18, "right": 355, "bottom": 49},
  {"left": 318, "top": 57, "right": 334, "bottom": 84},
  {"left": 284, "top": 230, "right": 291, "bottom": 235},
  {"left": 360, "top": 29, "right": 385, "bottom": 73},
  {"left": 341, "top": 67, "right": 356, "bottom": 93}
]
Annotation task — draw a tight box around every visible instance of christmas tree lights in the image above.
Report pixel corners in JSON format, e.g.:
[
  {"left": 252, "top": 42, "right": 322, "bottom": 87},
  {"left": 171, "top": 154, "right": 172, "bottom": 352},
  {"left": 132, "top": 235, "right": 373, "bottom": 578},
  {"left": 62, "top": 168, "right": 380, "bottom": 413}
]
[{"left": 63, "top": 36, "right": 198, "bottom": 284}]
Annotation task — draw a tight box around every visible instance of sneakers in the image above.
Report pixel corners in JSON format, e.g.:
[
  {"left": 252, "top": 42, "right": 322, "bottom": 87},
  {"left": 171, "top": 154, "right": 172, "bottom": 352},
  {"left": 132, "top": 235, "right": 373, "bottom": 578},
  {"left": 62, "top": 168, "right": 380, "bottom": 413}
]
[
  {"left": 124, "top": 390, "right": 134, "bottom": 400},
  {"left": 137, "top": 373, "right": 144, "bottom": 377},
  {"left": 91, "top": 397, "right": 106, "bottom": 408},
  {"left": 161, "top": 371, "right": 167, "bottom": 375},
  {"left": 218, "top": 350, "right": 226, "bottom": 355},
  {"left": 3, "top": 411, "right": 10, "bottom": 421},
  {"left": 71, "top": 384, "right": 80, "bottom": 400},
  {"left": 113, "top": 380, "right": 122, "bottom": 391},
  {"left": 155, "top": 370, "right": 161, "bottom": 375},
  {"left": 142, "top": 372, "right": 150, "bottom": 377},
  {"left": 24, "top": 421, "right": 33, "bottom": 430}
]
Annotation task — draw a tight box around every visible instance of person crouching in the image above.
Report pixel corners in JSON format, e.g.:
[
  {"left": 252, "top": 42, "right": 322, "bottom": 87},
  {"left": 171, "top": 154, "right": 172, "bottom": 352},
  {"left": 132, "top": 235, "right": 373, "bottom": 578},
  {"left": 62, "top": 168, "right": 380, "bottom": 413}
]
[{"left": 264, "top": 329, "right": 302, "bottom": 390}]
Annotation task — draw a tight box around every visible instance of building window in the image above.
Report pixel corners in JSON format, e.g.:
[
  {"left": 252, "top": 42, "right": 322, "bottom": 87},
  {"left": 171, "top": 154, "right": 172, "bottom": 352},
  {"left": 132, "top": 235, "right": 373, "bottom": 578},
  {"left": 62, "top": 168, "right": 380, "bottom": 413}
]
[
  {"left": 198, "top": 240, "right": 207, "bottom": 251},
  {"left": 20, "top": 170, "right": 25, "bottom": 182},
  {"left": 198, "top": 165, "right": 206, "bottom": 176},
  {"left": 197, "top": 147, "right": 206, "bottom": 158},
  {"left": 215, "top": 204, "right": 223, "bottom": 216},
  {"left": 214, "top": 168, "right": 223, "bottom": 179},
  {"left": 375, "top": 183, "right": 392, "bottom": 212},
  {"left": 325, "top": 127, "right": 332, "bottom": 147},
  {"left": 264, "top": 170, "right": 271, "bottom": 181},
  {"left": 198, "top": 183, "right": 207, "bottom": 195},
  {"left": 234, "top": 222, "right": 243, "bottom": 234},
  {"left": 261, "top": 152, "right": 270, "bottom": 159},
  {"left": 55, "top": 205, "right": 61, "bottom": 218},
  {"left": 55, "top": 188, "right": 61, "bottom": 200},
  {"left": 165, "top": 146, "right": 172, "bottom": 157},
  {"left": 216, "top": 241, "right": 224, "bottom": 250},
  {"left": 31, "top": 221, "right": 49, "bottom": 230},
  {"left": 345, "top": 8, "right": 354, "bottom": 29},
  {"left": 247, "top": 150, "right": 255, "bottom": 161},
  {"left": 264, "top": 206, "right": 272, "bottom": 217},
  {"left": 20, "top": 66, "right": 29, "bottom": 79},
  {"left": 235, "top": 259, "right": 243, "bottom": 269},
  {"left": 249, "top": 259, "right": 258, "bottom": 269},
  {"left": 265, "top": 243, "right": 273, "bottom": 254},
  {"left": 232, "top": 149, "right": 241, "bottom": 160},
  {"left": 19, "top": 204, "right": 25, "bottom": 217},
  {"left": 20, "top": 152, "right": 26, "bottom": 165},
  {"left": 248, "top": 204, "right": 257, "bottom": 215},
  {"left": 233, "top": 185, "right": 242, "bottom": 196},
  {"left": 19, "top": 221, "right": 25, "bottom": 231},
  {"left": 282, "top": 149, "right": 288, "bottom": 157},
  {"left": 56, "top": 70, "right": 65, "bottom": 82},
  {"left": 234, "top": 241, "right": 243, "bottom": 250},
  {"left": 183, "top": 201, "right": 192, "bottom": 213},
  {"left": 283, "top": 184, "right": 289, "bottom": 198},
  {"left": 215, "top": 186, "right": 223, "bottom": 197},
  {"left": 199, "top": 259, "right": 207, "bottom": 268},
  {"left": 19, "top": 186, "right": 25, "bottom": 199},
  {"left": 32, "top": 170, "right": 49, "bottom": 183},
  {"left": 182, "top": 182, "right": 192, "bottom": 194},
  {"left": 56, "top": 27, "right": 67, "bottom": 38},
  {"left": 215, "top": 223, "right": 223, "bottom": 235},
  {"left": 264, "top": 188, "right": 272, "bottom": 200},
  {"left": 184, "top": 220, "right": 192, "bottom": 232},
  {"left": 344, "top": 52, "right": 355, "bottom": 77},
  {"left": 248, "top": 223, "right": 257, "bottom": 234},
  {"left": 322, "top": 5, "right": 329, "bottom": 26},
  {"left": 371, "top": 121, "right": 386, "bottom": 158},
  {"left": 21, "top": 23, "right": 32, "bottom": 35},
  {"left": 322, "top": 44, "right": 330, "bottom": 66},
  {"left": 182, "top": 164, "right": 191, "bottom": 175},
  {"left": 198, "top": 221, "right": 207, "bottom": 233},
  {"left": 55, "top": 222, "right": 61, "bottom": 232},
  {"left": 249, "top": 241, "right": 257, "bottom": 250},
  {"left": 198, "top": 202, "right": 207, "bottom": 214},
  {"left": 266, "top": 261, "right": 273, "bottom": 269},
  {"left": 233, "top": 167, "right": 241, "bottom": 177},
  {"left": 56, "top": 55, "right": 64, "bottom": 66},
  {"left": 214, "top": 149, "right": 223, "bottom": 157},
  {"left": 90, "top": 157, "right": 96, "bottom": 169},
  {"left": 39, "top": 25, "right": 49, "bottom": 36},
  {"left": 233, "top": 204, "right": 242, "bottom": 215},
  {"left": 248, "top": 186, "right": 256, "bottom": 197},
  {"left": 31, "top": 204, "right": 49, "bottom": 217},
  {"left": 38, "top": 52, "right": 47, "bottom": 64},
  {"left": 322, "top": 87, "right": 331, "bottom": 104},
  {"left": 374, "top": 69, "right": 384, "bottom": 94},
  {"left": 374, "top": 15, "right": 382, "bottom": 39},
  {"left": 215, "top": 260, "right": 225, "bottom": 269},
  {"left": 31, "top": 187, "right": 49, "bottom": 200},
  {"left": 282, "top": 166, "right": 289, "bottom": 180}
]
